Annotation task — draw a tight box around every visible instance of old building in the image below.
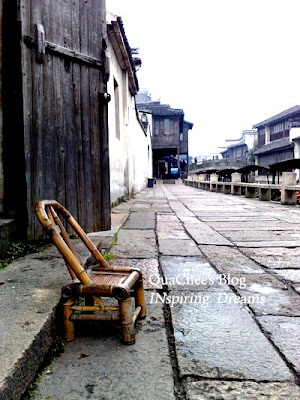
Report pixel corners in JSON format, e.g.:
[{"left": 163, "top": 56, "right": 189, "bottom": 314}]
[
  {"left": 253, "top": 106, "right": 300, "bottom": 167},
  {"left": 181, "top": 120, "right": 193, "bottom": 176},
  {"left": 221, "top": 130, "right": 258, "bottom": 162},
  {"left": 107, "top": 15, "right": 152, "bottom": 205},
  {"left": 0, "top": 2, "right": 153, "bottom": 246},
  {"left": 2, "top": 0, "right": 111, "bottom": 240},
  {"left": 136, "top": 92, "right": 193, "bottom": 179}
]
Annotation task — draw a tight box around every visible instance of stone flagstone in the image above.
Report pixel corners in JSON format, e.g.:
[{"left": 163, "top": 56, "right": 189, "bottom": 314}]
[{"left": 170, "top": 291, "right": 294, "bottom": 381}]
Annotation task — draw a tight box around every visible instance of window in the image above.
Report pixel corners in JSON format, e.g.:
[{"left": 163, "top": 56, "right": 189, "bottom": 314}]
[
  {"left": 169, "top": 120, "right": 175, "bottom": 134},
  {"left": 155, "top": 120, "right": 159, "bottom": 135},
  {"left": 159, "top": 120, "right": 164, "bottom": 134},
  {"left": 258, "top": 128, "right": 265, "bottom": 147},
  {"left": 155, "top": 118, "right": 176, "bottom": 135},
  {"left": 164, "top": 119, "right": 170, "bottom": 134},
  {"left": 164, "top": 119, "right": 175, "bottom": 135},
  {"left": 114, "top": 78, "right": 120, "bottom": 140},
  {"left": 179, "top": 133, "right": 183, "bottom": 141}
]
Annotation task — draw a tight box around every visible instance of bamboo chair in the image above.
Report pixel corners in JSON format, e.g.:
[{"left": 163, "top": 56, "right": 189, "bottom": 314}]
[{"left": 35, "top": 200, "right": 146, "bottom": 345}]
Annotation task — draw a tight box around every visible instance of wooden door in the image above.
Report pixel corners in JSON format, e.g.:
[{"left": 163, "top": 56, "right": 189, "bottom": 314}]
[{"left": 6, "top": 0, "right": 111, "bottom": 238}]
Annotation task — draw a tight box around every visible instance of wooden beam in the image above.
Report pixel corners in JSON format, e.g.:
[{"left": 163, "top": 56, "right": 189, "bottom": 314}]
[{"left": 24, "top": 35, "right": 103, "bottom": 69}]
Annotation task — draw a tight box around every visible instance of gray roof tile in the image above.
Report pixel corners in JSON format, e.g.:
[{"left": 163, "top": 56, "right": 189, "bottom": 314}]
[
  {"left": 253, "top": 105, "right": 300, "bottom": 128},
  {"left": 253, "top": 138, "right": 293, "bottom": 155},
  {"left": 137, "top": 102, "right": 184, "bottom": 116}
]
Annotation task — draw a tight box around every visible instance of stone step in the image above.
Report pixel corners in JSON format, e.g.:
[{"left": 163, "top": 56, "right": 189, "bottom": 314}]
[{"left": 0, "top": 219, "right": 16, "bottom": 256}]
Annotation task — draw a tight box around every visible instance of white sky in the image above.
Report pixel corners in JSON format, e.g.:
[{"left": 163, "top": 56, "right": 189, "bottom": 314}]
[{"left": 106, "top": 0, "right": 300, "bottom": 156}]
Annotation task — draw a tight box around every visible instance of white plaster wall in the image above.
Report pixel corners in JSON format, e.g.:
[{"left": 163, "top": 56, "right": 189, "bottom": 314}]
[
  {"left": 293, "top": 137, "right": 300, "bottom": 181},
  {"left": 107, "top": 39, "right": 153, "bottom": 204},
  {"left": 136, "top": 110, "right": 153, "bottom": 181},
  {"left": 290, "top": 127, "right": 300, "bottom": 142},
  {"left": 127, "top": 99, "right": 153, "bottom": 195},
  {"left": 147, "top": 116, "right": 153, "bottom": 178},
  {"left": 107, "top": 41, "right": 129, "bottom": 204},
  {"left": 294, "top": 140, "right": 300, "bottom": 158},
  {"left": 244, "top": 132, "right": 258, "bottom": 151}
]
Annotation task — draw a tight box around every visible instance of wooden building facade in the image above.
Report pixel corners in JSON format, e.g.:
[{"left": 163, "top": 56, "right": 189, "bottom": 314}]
[
  {"left": 2, "top": 0, "right": 111, "bottom": 239},
  {"left": 136, "top": 96, "right": 193, "bottom": 179},
  {"left": 253, "top": 106, "right": 300, "bottom": 169}
]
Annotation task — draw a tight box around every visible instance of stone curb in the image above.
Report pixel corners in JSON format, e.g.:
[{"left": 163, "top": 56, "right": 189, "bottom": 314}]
[{"left": 0, "top": 212, "right": 129, "bottom": 400}]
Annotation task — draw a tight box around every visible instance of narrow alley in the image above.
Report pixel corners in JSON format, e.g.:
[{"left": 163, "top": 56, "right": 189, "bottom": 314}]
[{"left": 31, "top": 181, "right": 300, "bottom": 400}]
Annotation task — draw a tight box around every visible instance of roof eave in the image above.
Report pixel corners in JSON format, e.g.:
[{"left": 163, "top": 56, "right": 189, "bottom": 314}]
[
  {"left": 254, "top": 143, "right": 293, "bottom": 156},
  {"left": 184, "top": 120, "right": 194, "bottom": 129},
  {"left": 107, "top": 19, "right": 138, "bottom": 95},
  {"left": 253, "top": 106, "right": 300, "bottom": 129}
]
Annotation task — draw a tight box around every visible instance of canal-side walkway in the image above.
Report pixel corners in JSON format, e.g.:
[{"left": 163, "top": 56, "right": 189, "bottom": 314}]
[{"left": 2, "top": 181, "right": 300, "bottom": 399}]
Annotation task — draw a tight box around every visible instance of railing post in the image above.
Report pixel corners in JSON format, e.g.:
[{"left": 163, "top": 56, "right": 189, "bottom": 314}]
[
  {"left": 216, "top": 183, "right": 224, "bottom": 193},
  {"left": 223, "top": 183, "right": 231, "bottom": 194},
  {"left": 231, "top": 173, "right": 241, "bottom": 195},
  {"left": 281, "top": 172, "right": 297, "bottom": 205},
  {"left": 210, "top": 173, "right": 218, "bottom": 192},
  {"left": 259, "top": 187, "right": 271, "bottom": 201},
  {"left": 245, "top": 186, "right": 256, "bottom": 198},
  {"left": 199, "top": 174, "right": 204, "bottom": 190}
]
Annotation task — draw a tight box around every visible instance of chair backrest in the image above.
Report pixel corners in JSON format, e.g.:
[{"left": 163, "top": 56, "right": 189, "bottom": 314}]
[{"left": 35, "top": 200, "right": 110, "bottom": 284}]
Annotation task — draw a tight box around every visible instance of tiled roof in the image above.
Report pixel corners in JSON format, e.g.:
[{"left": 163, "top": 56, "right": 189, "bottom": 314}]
[
  {"left": 137, "top": 101, "right": 161, "bottom": 106},
  {"left": 116, "top": 17, "right": 139, "bottom": 91},
  {"left": 137, "top": 102, "right": 184, "bottom": 116},
  {"left": 253, "top": 105, "right": 300, "bottom": 128},
  {"left": 184, "top": 120, "right": 193, "bottom": 129},
  {"left": 107, "top": 16, "right": 139, "bottom": 95},
  {"left": 227, "top": 138, "right": 246, "bottom": 149},
  {"left": 253, "top": 138, "right": 293, "bottom": 155}
]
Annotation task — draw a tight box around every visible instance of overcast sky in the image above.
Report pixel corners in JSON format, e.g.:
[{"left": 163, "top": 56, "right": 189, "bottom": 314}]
[{"left": 106, "top": 0, "right": 300, "bottom": 156}]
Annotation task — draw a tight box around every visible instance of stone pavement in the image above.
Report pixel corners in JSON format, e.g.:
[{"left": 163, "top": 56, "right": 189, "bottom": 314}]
[{"left": 3, "top": 181, "right": 300, "bottom": 399}]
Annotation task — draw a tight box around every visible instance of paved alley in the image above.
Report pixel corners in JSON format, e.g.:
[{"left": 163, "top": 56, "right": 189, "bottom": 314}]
[{"left": 33, "top": 181, "right": 300, "bottom": 400}]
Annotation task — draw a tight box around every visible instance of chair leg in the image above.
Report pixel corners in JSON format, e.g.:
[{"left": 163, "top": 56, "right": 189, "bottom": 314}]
[
  {"left": 134, "top": 279, "right": 146, "bottom": 319},
  {"left": 119, "top": 298, "right": 136, "bottom": 345},
  {"left": 63, "top": 298, "right": 75, "bottom": 341}
]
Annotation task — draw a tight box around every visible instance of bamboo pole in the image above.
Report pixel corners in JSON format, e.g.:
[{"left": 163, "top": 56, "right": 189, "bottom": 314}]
[
  {"left": 132, "top": 306, "right": 142, "bottom": 324},
  {"left": 134, "top": 279, "right": 146, "bottom": 319},
  {"left": 74, "top": 284, "right": 113, "bottom": 296},
  {"left": 35, "top": 201, "right": 104, "bottom": 309},
  {"left": 48, "top": 207, "right": 77, "bottom": 280},
  {"left": 112, "top": 285, "right": 130, "bottom": 301},
  {"left": 70, "top": 314, "right": 120, "bottom": 322},
  {"left": 119, "top": 298, "right": 136, "bottom": 345},
  {"left": 122, "top": 271, "right": 140, "bottom": 289},
  {"left": 50, "top": 206, "right": 81, "bottom": 265},
  {"left": 68, "top": 215, "right": 110, "bottom": 268},
  {"left": 70, "top": 305, "right": 119, "bottom": 312},
  {"left": 63, "top": 299, "right": 75, "bottom": 341},
  {"left": 91, "top": 266, "right": 141, "bottom": 275}
]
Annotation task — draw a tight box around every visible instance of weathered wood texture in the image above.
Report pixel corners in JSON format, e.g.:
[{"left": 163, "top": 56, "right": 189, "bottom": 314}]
[
  {"left": 9, "top": 0, "right": 110, "bottom": 239},
  {"left": 152, "top": 117, "right": 180, "bottom": 149},
  {"left": 0, "top": 0, "right": 3, "bottom": 214}
]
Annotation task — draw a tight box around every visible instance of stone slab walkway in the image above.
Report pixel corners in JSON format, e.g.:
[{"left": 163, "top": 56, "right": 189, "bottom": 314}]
[{"left": 5, "top": 181, "right": 300, "bottom": 399}]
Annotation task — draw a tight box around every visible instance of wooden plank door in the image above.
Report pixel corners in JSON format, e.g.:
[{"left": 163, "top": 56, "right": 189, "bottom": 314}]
[{"left": 15, "top": 0, "right": 111, "bottom": 238}]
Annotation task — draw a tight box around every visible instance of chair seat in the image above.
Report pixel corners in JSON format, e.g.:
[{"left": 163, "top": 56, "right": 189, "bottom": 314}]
[
  {"left": 75, "top": 267, "right": 142, "bottom": 300},
  {"left": 87, "top": 270, "right": 129, "bottom": 286}
]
